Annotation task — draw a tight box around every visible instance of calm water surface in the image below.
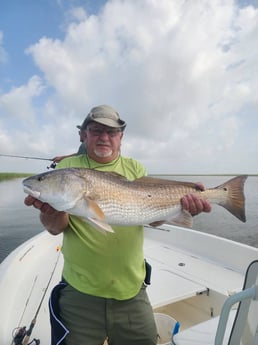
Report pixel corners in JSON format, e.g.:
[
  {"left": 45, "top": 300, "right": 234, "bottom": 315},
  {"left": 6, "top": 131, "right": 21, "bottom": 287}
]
[
  {"left": 0, "top": 178, "right": 43, "bottom": 262},
  {"left": 0, "top": 175, "right": 257, "bottom": 263}
]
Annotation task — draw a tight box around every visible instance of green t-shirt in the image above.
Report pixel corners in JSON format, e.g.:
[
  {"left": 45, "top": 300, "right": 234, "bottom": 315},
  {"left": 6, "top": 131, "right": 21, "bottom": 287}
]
[{"left": 57, "top": 155, "right": 147, "bottom": 300}]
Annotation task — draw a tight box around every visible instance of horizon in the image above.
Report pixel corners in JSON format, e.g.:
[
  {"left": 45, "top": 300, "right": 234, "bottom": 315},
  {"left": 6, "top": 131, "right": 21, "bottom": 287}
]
[{"left": 1, "top": 0, "right": 258, "bottom": 175}]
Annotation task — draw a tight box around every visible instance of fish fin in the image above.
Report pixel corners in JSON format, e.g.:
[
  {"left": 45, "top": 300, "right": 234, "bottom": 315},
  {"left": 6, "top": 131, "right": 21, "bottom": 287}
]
[
  {"left": 135, "top": 176, "right": 198, "bottom": 188},
  {"left": 85, "top": 197, "right": 114, "bottom": 233},
  {"left": 87, "top": 217, "right": 114, "bottom": 234},
  {"left": 149, "top": 220, "right": 166, "bottom": 227},
  {"left": 85, "top": 197, "right": 106, "bottom": 219},
  {"left": 101, "top": 171, "right": 129, "bottom": 180},
  {"left": 167, "top": 210, "right": 193, "bottom": 228},
  {"left": 216, "top": 175, "right": 248, "bottom": 222},
  {"left": 149, "top": 211, "right": 193, "bottom": 229}
]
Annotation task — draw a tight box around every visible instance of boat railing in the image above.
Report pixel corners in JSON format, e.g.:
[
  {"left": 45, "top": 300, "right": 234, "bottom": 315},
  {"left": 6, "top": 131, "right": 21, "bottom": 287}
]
[
  {"left": 215, "top": 284, "right": 258, "bottom": 345},
  {"left": 173, "top": 260, "right": 258, "bottom": 345}
]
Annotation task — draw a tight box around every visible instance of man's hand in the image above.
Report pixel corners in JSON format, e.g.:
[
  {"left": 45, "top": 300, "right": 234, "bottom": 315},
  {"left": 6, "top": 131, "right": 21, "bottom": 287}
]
[
  {"left": 24, "top": 195, "right": 69, "bottom": 235},
  {"left": 24, "top": 195, "right": 57, "bottom": 215},
  {"left": 180, "top": 182, "right": 212, "bottom": 216}
]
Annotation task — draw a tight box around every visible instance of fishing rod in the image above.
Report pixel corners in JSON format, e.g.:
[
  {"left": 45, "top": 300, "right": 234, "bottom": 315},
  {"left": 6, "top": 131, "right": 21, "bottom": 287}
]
[
  {"left": 13, "top": 248, "right": 62, "bottom": 345},
  {"left": 0, "top": 153, "right": 56, "bottom": 169},
  {"left": 0, "top": 153, "right": 52, "bottom": 161},
  {"left": 11, "top": 277, "right": 39, "bottom": 345}
]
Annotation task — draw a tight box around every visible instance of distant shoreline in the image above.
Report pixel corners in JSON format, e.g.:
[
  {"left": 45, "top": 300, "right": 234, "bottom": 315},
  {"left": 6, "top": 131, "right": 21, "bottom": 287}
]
[
  {"left": 1, "top": 172, "right": 256, "bottom": 183},
  {"left": 0, "top": 172, "right": 33, "bottom": 182},
  {"left": 150, "top": 173, "right": 258, "bottom": 177}
]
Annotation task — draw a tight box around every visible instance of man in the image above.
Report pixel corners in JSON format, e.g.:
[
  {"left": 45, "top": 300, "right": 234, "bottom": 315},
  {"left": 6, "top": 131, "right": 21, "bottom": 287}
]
[{"left": 24, "top": 105, "right": 211, "bottom": 345}]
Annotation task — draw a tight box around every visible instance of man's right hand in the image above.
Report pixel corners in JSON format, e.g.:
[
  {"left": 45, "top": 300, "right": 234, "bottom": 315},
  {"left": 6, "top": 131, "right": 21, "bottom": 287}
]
[
  {"left": 24, "top": 195, "right": 69, "bottom": 235},
  {"left": 24, "top": 195, "right": 58, "bottom": 215}
]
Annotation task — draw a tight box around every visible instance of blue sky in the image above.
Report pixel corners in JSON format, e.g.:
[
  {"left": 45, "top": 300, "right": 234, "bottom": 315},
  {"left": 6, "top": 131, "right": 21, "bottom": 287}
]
[
  {"left": 0, "top": 0, "right": 258, "bottom": 174},
  {"left": 1, "top": 1, "right": 105, "bottom": 89}
]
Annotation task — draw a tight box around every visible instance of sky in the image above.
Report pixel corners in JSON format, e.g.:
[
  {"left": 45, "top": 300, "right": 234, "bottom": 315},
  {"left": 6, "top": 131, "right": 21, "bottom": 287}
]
[{"left": 0, "top": 0, "right": 257, "bottom": 175}]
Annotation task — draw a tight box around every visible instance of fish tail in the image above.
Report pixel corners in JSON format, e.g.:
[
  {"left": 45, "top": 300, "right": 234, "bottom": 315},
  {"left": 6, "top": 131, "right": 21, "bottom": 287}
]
[{"left": 216, "top": 175, "right": 248, "bottom": 222}]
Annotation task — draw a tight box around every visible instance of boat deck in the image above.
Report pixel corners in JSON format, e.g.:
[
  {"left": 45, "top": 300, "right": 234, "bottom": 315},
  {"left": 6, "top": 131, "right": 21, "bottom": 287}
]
[
  {"left": 143, "top": 234, "right": 245, "bottom": 329},
  {"left": 1, "top": 225, "right": 257, "bottom": 344},
  {"left": 145, "top": 236, "right": 244, "bottom": 308}
]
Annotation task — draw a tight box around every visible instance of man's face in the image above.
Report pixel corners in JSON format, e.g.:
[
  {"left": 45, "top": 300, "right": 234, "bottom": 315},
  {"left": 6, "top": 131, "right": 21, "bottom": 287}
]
[{"left": 83, "top": 122, "right": 123, "bottom": 162}]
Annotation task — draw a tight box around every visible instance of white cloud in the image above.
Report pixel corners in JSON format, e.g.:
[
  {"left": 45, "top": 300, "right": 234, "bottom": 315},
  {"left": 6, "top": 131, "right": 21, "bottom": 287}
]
[
  {"left": 1, "top": 0, "right": 258, "bottom": 174},
  {"left": 0, "top": 76, "right": 45, "bottom": 125}
]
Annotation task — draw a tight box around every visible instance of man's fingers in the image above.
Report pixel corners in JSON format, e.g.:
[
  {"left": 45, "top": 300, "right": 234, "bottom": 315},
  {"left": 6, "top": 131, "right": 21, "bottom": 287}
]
[
  {"left": 181, "top": 194, "right": 211, "bottom": 215},
  {"left": 24, "top": 195, "right": 57, "bottom": 215},
  {"left": 195, "top": 182, "right": 205, "bottom": 191},
  {"left": 202, "top": 199, "right": 212, "bottom": 213},
  {"left": 24, "top": 195, "right": 36, "bottom": 206}
]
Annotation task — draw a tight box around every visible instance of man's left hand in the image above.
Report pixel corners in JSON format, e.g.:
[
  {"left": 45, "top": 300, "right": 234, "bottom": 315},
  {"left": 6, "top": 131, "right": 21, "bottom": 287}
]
[{"left": 181, "top": 182, "right": 212, "bottom": 216}]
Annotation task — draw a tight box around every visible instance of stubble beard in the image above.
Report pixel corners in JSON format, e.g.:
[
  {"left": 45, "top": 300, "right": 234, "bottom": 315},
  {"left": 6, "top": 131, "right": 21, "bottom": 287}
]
[{"left": 94, "top": 148, "right": 113, "bottom": 158}]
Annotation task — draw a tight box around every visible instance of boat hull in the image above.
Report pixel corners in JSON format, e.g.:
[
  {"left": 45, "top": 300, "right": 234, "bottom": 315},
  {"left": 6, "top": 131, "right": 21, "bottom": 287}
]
[{"left": 0, "top": 225, "right": 257, "bottom": 344}]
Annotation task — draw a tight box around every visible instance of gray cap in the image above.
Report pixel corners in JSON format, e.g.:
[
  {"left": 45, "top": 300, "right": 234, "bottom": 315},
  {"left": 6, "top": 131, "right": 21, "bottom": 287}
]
[{"left": 80, "top": 105, "right": 127, "bottom": 130}]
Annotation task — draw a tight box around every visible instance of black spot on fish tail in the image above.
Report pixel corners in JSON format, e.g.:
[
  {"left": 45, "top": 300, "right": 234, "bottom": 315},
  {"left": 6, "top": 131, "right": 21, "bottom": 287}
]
[{"left": 216, "top": 175, "right": 248, "bottom": 222}]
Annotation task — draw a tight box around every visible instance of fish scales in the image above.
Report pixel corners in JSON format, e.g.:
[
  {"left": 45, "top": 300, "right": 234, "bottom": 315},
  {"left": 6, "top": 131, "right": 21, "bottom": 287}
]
[
  {"left": 85, "top": 174, "right": 180, "bottom": 224},
  {"left": 23, "top": 169, "right": 248, "bottom": 233}
]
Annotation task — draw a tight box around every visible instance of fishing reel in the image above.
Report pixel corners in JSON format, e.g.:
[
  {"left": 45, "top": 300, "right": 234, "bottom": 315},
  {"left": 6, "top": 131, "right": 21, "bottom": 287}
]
[
  {"left": 12, "top": 326, "right": 40, "bottom": 345},
  {"left": 47, "top": 162, "right": 57, "bottom": 169}
]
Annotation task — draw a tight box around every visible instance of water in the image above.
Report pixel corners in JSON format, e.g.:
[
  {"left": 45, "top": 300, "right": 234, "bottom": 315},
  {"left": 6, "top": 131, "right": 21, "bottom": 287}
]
[
  {"left": 168, "top": 175, "right": 258, "bottom": 248},
  {"left": 0, "top": 175, "right": 257, "bottom": 263},
  {"left": 0, "top": 179, "right": 43, "bottom": 262}
]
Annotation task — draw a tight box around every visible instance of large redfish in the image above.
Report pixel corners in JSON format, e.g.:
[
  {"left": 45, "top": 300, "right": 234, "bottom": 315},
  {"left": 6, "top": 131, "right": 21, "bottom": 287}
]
[{"left": 23, "top": 169, "right": 247, "bottom": 233}]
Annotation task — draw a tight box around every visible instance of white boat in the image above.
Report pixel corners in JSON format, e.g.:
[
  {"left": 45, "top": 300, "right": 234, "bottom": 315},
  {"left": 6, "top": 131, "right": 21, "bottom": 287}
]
[{"left": 0, "top": 224, "right": 257, "bottom": 345}]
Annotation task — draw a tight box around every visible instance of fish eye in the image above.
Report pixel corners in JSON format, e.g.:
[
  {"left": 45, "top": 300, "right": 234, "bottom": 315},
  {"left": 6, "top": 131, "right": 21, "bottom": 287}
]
[{"left": 37, "top": 176, "right": 43, "bottom": 181}]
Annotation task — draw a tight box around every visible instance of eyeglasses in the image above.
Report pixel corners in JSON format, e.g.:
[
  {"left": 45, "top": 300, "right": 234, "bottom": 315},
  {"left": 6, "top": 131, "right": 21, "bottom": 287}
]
[{"left": 87, "top": 127, "right": 122, "bottom": 137}]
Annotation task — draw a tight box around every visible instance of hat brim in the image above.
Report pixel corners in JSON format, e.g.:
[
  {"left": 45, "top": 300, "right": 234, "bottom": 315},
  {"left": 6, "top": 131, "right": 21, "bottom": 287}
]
[{"left": 91, "top": 118, "right": 126, "bottom": 128}]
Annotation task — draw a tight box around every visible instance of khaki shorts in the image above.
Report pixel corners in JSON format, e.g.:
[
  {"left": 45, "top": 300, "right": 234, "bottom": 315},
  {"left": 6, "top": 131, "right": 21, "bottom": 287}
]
[{"left": 58, "top": 283, "right": 157, "bottom": 345}]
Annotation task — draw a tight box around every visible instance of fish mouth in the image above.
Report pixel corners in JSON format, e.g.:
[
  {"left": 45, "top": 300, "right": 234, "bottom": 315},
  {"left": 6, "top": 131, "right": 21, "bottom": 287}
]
[{"left": 23, "top": 185, "right": 41, "bottom": 199}]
